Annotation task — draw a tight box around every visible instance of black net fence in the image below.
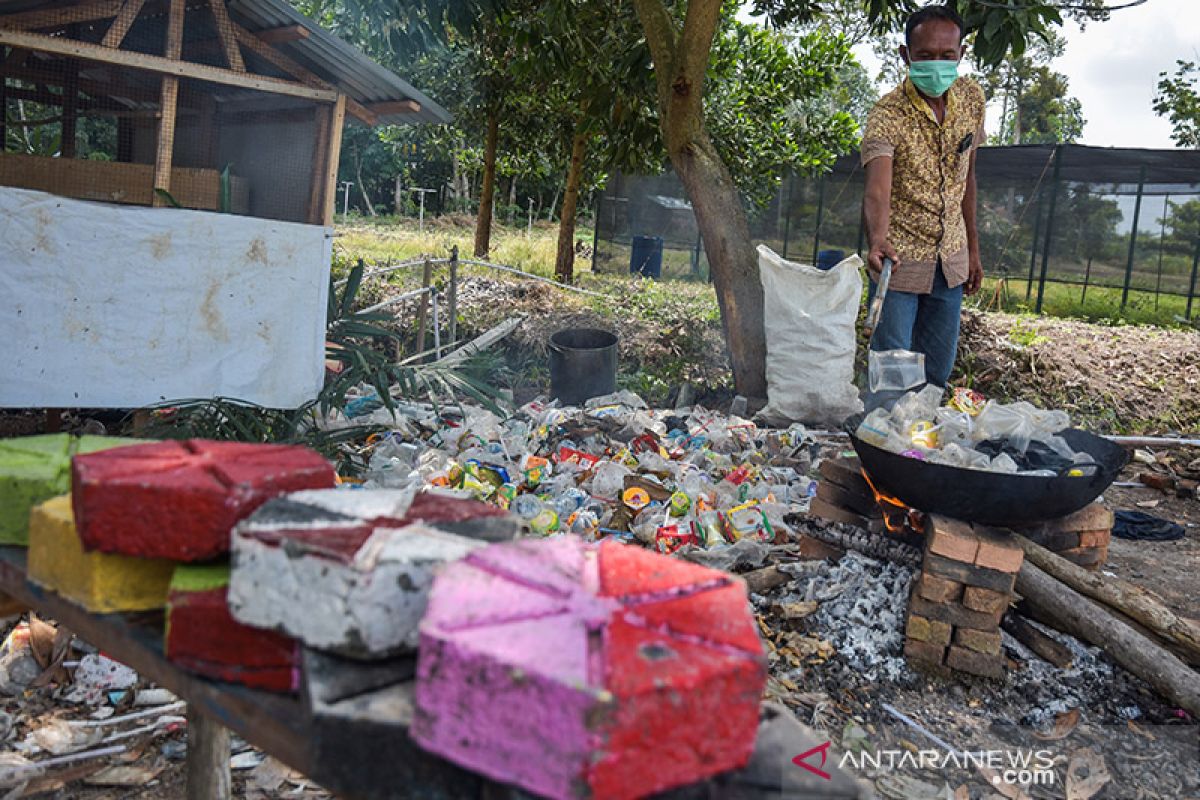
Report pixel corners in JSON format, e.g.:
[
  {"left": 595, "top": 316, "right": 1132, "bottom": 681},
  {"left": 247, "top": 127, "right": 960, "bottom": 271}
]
[{"left": 595, "top": 144, "right": 1200, "bottom": 319}]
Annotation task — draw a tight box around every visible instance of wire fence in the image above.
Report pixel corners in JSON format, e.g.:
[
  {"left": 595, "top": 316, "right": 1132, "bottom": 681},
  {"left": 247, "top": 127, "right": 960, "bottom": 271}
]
[{"left": 595, "top": 145, "right": 1200, "bottom": 321}]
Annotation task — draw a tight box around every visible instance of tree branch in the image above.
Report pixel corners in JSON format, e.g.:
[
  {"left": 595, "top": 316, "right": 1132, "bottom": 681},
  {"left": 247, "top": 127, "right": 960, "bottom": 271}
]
[
  {"left": 676, "top": 0, "right": 722, "bottom": 93},
  {"left": 629, "top": 0, "right": 677, "bottom": 75}
]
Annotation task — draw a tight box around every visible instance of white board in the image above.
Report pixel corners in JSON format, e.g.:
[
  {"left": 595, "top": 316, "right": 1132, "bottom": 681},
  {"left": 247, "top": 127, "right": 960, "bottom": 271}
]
[{"left": 0, "top": 187, "right": 331, "bottom": 408}]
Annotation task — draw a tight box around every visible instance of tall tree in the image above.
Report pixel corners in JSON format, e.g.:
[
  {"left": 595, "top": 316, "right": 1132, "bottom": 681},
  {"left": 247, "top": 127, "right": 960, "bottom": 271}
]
[
  {"left": 1154, "top": 60, "right": 1200, "bottom": 149},
  {"left": 979, "top": 33, "right": 1083, "bottom": 145}
]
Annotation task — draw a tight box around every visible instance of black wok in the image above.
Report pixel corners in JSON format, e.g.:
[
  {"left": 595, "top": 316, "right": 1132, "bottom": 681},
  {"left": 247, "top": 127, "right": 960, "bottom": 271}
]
[{"left": 846, "top": 419, "right": 1128, "bottom": 526}]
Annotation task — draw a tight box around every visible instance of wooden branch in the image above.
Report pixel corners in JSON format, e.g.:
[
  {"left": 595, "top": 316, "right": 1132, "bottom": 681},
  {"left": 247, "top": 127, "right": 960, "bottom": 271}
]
[
  {"left": 206, "top": 0, "right": 244, "bottom": 72},
  {"left": 232, "top": 26, "right": 375, "bottom": 124},
  {"left": 254, "top": 24, "right": 309, "bottom": 44},
  {"left": 1001, "top": 612, "right": 1073, "bottom": 668},
  {"left": 367, "top": 99, "right": 420, "bottom": 116},
  {"left": 0, "top": 0, "right": 123, "bottom": 32},
  {"left": 1014, "top": 560, "right": 1200, "bottom": 717},
  {"left": 101, "top": 0, "right": 147, "bottom": 47},
  {"left": 0, "top": 28, "right": 338, "bottom": 102},
  {"left": 1015, "top": 534, "right": 1200, "bottom": 663},
  {"left": 186, "top": 707, "right": 231, "bottom": 800}
]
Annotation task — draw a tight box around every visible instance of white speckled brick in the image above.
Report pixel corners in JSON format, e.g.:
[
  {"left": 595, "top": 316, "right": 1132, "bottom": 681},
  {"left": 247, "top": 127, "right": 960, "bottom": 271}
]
[{"left": 228, "top": 489, "right": 482, "bottom": 659}]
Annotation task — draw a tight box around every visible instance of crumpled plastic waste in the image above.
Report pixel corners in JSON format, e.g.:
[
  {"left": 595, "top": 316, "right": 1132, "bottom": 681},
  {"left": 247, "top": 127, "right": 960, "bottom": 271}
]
[
  {"left": 334, "top": 390, "right": 823, "bottom": 553},
  {"left": 856, "top": 387, "right": 1098, "bottom": 477}
]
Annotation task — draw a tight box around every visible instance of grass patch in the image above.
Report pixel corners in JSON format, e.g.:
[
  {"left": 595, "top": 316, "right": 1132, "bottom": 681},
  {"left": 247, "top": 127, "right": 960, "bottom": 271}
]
[{"left": 971, "top": 277, "right": 1197, "bottom": 329}]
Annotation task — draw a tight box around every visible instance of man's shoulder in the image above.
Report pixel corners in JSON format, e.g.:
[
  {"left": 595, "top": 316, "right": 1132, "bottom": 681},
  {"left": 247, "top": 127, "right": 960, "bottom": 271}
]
[
  {"left": 951, "top": 77, "right": 986, "bottom": 115},
  {"left": 868, "top": 82, "right": 910, "bottom": 118}
]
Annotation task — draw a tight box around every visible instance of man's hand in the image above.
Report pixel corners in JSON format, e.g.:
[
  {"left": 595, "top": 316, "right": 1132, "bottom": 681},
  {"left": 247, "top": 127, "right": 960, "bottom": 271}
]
[
  {"left": 867, "top": 241, "right": 900, "bottom": 280},
  {"left": 965, "top": 253, "right": 983, "bottom": 296}
]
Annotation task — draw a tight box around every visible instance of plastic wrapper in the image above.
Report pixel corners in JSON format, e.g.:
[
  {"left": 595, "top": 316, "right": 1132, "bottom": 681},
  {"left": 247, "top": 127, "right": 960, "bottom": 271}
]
[{"left": 868, "top": 348, "right": 926, "bottom": 393}]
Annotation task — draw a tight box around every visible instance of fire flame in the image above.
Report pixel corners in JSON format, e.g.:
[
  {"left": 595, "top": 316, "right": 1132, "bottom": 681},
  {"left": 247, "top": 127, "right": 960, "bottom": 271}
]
[{"left": 860, "top": 469, "right": 924, "bottom": 535}]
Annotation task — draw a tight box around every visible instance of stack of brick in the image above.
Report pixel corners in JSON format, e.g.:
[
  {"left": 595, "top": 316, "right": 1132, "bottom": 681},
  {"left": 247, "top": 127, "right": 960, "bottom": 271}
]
[
  {"left": 1009, "top": 503, "right": 1113, "bottom": 571},
  {"left": 904, "top": 516, "right": 1024, "bottom": 679},
  {"left": 810, "top": 456, "right": 883, "bottom": 533}
]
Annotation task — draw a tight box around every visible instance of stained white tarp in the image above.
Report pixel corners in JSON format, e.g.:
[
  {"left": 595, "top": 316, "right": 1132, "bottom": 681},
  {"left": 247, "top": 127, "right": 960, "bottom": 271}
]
[{"left": 1, "top": 187, "right": 331, "bottom": 408}]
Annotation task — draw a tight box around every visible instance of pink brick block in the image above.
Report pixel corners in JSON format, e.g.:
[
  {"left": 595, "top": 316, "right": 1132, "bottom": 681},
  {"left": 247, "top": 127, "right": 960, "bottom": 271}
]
[{"left": 412, "top": 536, "right": 766, "bottom": 800}]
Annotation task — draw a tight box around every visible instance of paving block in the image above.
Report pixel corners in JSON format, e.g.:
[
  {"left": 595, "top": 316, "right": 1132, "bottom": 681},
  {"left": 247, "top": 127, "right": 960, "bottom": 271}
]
[
  {"left": 915, "top": 571, "right": 963, "bottom": 604},
  {"left": 27, "top": 495, "right": 174, "bottom": 614},
  {"left": 229, "top": 489, "right": 485, "bottom": 658},
  {"left": 973, "top": 528, "right": 1024, "bottom": 574},
  {"left": 923, "top": 553, "right": 1017, "bottom": 594},
  {"left": 945, "top": 645, "right": 1005, "bottom": 679},
  {"left": 926, "top": 517, "right": 979, "bottom": 564},
  {"left": 953, "top": 627, "right": 1003, "bottom": 656},
  {"left": 166, "top": 563, "right": 299, "bottom": 693},
  {"left": 0, "top": 435, "right": 149, "bottom": 546},
  {"left": 909, "top": 594, "right": 1003, "bottom": 632},
  {"left": 962, "top": 585, "right": 1012, "bottom": 617},
  {"left": 905, "top": 614, "right": 952, "bottom": 646},
  {"left": 412, "top": 536, "right": 766, "bottom": 800},
  {"left": 72, "top": 440, "right": 335, "bottom": 561}
]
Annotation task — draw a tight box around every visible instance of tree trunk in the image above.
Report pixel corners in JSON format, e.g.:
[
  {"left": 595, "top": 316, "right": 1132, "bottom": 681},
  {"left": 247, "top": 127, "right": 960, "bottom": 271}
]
[
  {"left": 631, "top": 0, "right": 767, "bottom": 397},
  {"left": 474, "top": 110, "right": 499, "bottom": 257},
  {"left": 1015, "top": 560, "right": 1200, "bottom": 717},
  {"left": 547, "top": 184, "right": 561, "bottom": 222},
  {"left": 508, "top": 175, "right": 518, "bottom": 222},
  {"left": 355, "top": 153, "right": 376, "bottom": 216},
  {"left": 1016, "top": 535, "right": 1200, "bottom": 662},
  {"left": 554, "top": 126, "right": 588, "bottom": 284}
]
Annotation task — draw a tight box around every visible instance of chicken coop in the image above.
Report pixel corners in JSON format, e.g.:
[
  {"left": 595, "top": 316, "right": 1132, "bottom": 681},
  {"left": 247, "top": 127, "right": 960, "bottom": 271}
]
[{"left": 0, "top": 0, "right": 449, "bottom": 408}]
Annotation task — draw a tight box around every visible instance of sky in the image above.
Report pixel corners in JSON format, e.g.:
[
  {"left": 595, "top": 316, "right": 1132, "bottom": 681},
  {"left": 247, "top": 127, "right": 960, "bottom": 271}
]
[{"left": 828, "top": 0, "right": 1199, "bottom": 149}]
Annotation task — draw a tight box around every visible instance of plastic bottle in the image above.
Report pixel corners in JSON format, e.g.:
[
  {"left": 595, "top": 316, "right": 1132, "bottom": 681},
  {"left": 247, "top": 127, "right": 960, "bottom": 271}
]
[{"left": 511, "top": 494, "right": 544, "bottom": 520}]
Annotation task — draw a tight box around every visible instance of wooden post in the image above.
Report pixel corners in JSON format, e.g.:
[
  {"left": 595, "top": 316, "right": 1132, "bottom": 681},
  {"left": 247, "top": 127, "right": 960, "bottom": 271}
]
[
  {"left": 307, "top": 105, "right": 331, "bottom": 224},
  {"left": 321, "top": 94, "right": 346, "bottom": 226},
  {"left": 414, "top": 258, "right": 432, "bottom": 360},
  {"left": 61, "top": 57, "right": 78, "bottom": 158},
  {"left": 448, "top": 245, "right": 458, "bottom": 346},
  {"left": 186, "top": 705, "right": 231, "bottom": 800},
  {"left": 151, "top": 0, "right": 184, "bottom": 207}
]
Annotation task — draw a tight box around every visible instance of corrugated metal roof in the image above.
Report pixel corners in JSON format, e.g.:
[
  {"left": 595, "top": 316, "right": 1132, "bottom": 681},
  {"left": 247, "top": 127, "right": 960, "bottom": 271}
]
[{"left": 226, "top": 0, "right": 450, "bottom": 125}]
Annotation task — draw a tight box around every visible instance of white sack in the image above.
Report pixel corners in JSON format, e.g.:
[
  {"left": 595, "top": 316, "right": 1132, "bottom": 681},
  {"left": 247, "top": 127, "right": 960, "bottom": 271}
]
[
  {"left": 757, "top": 244, "right": 863, "bottom": 426},
  {"left": 0, "top": 187, "right": 330, "bottom": 408}
]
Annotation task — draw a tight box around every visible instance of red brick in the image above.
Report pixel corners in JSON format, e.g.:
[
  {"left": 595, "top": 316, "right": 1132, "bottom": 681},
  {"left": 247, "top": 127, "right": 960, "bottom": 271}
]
[
  {"left": 909, "top": 594, "right": 1003, "bottom": 631},
  {"left": 954, "top": 627, "right": 1003, "bottom": 655},
  {"left": 923, "top": 554, "right": 1017, "bottom": 594},
  {"left": 973, "top": 527, "right": 1024, "bottom": 574},
  {"left": 962, "top": 585, "right": 1011, "bottom": 616},
  {"left": 1019, "top": 527, "right": 1081, "bottom": 552},
  {"left": 905, "top": 614, "right": 952, "bottom": 646},
  {"left": 904, "top": 638, "right": 946, "bottom": 665},
  {"left": 1047, "top": 503, "right": 1113, "bottom": 534},
  {"left": 815, "top": 480, "right": 881, "bottom": 519},
  {"left": 1078, "top": 530, "right": 1110, "bottom": 548},
  {"left": 916, "top": 572, "right": 963, "bottom": 604},
  {"left": 809, "top": 497, "right": 882, "bottom": 533},
  {"left": 926, "top": 516, "right": 979, "bottom": 563},
  {"left": 817, "top": 459, "right": 870, "bottom": 496},
  {"left": 1057, "top": 546, "right": 1107, "bottom": 569},
  {"left": 946, "top": 645, "right": 1005, "bottom": 679}
]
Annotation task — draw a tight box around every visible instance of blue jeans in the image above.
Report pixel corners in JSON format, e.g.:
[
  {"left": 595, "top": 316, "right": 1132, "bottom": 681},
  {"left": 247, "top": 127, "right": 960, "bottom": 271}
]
[{"left": 868, "top": 265, "right": 963, "bottom": 388}]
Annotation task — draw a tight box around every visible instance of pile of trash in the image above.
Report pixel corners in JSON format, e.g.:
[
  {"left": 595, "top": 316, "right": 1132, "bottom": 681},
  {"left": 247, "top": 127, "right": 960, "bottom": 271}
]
[
  {"left": 326, "top": 390, "right": 823, "bottom": 553},
  {"left": 856, "top": 386, "right": 1098, "bottom": 476}
]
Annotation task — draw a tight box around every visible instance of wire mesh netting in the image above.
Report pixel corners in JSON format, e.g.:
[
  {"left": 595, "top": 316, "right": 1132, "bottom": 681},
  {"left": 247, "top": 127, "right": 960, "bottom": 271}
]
[
  {"left": 1, "top": 0, "right": 339, "bottom": 224},
  {"left": 595, "top": 145, "right": 1200, "bottom": 319}
]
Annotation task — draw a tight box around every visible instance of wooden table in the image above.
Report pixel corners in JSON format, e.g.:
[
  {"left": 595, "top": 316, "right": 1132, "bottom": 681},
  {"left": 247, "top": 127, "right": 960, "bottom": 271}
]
[{"left": 0, "top": 547, "right": 856, "bottom": 800}]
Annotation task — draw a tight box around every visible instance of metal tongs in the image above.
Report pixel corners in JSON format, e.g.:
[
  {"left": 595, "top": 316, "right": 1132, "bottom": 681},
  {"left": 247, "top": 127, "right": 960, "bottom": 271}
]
[{"left": 863, "top": 257, "right": 893, "bottom": 340}]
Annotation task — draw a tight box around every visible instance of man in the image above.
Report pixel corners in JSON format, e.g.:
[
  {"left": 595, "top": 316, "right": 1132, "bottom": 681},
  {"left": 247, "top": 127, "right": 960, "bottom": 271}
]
[{"left": 861, "top": 4, "right": 985, "bottom": 391}]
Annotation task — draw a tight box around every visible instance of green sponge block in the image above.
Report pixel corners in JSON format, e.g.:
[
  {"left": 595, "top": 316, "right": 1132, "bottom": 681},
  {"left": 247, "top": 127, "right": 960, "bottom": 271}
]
[{"left": 0, "top": 435, "right": 151, "bottom": 547}]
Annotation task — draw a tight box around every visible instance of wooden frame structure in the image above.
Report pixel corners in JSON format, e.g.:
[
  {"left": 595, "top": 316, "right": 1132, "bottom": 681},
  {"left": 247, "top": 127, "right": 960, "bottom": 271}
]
[{"left": 0, "top": 0, "right": 425, "bottom": 224}]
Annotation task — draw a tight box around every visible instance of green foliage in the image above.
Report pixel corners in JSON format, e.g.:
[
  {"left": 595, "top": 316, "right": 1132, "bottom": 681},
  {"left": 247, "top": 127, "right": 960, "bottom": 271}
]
[
  {"left": 1154, "top": 60, "right": 1200, "bottom": 149},
  {"left": 1007, "top": 316, "right": 1048, "bottom": 348},
  {"left": 706, "top": 20, "right": 859, "bottom": 208},
  {"left": 979, "top": 33, "right": 1084, "bottom": 145}
]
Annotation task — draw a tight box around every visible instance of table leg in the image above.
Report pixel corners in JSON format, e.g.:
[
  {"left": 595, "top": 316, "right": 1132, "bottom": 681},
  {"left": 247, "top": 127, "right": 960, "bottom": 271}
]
[{"left": 186, "top": 705, "right": 231, "bottom": 800}]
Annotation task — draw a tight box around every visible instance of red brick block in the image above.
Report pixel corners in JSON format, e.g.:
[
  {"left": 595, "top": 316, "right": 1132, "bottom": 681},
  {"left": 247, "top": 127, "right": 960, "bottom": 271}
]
[
  {"left": 1057, "top": 546, "right": 1107, "bottom": 569},
  {"left": 818, "top": 458, "right": 870, "bottom": 495},
  {"left": 72, "top": 440, "right": 335, "bottom": 561},
  {"left": 905, "top": 614, "right": 952, "bottom": 646},
  {"left": 916, "top": 572, "right": 963, "bottom": 604},
  {"left": 1078, "top": 530, "right": 1110, "bottom": 548},
  {"left": 904, "top": 638, "right": 946, "bottom": 664},
  {"left": 809, "top": 497, "right": 883, "bottom": 533},
  {"left": 954, "top": 627, "right": 1003, "bottom": 656},
  {"left": 945, "top": 645, "right": 1005, "bottom": 679},
  {"left": 1019, "top": 527, "right": 1081, "bottom": 552},
  {"left": 926, "top": 517, "right": 979, "bottom": 564},
  {"left": 1047, "top": 503, "right": 1113, "bottom": 534},
  {"left": 962, "top": 586, "right": 1011, "bottom": 616},
  {"left": 166, "top": 564, "right": 298, "bottom": 693},
  {"left": 973, "top": 528, "right": 1024, "bottom": 574},
  {"left": 815, "top": 481, "right": 881, "bottom": 519},
  {"left": 909, "top": 594, "right": 1003, "bottom": 631}
]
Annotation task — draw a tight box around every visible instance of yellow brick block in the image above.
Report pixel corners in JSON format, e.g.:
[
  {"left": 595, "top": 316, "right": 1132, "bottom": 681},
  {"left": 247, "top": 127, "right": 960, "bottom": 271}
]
[{"left": 28, "top": 495, "right": 174, "bottom": 613}]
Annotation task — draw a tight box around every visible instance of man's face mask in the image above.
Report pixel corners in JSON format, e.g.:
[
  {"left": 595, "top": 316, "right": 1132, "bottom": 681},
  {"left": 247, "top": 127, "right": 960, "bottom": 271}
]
[{"left": 909, "top": 60, "right": 959, "bottom": 97}]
